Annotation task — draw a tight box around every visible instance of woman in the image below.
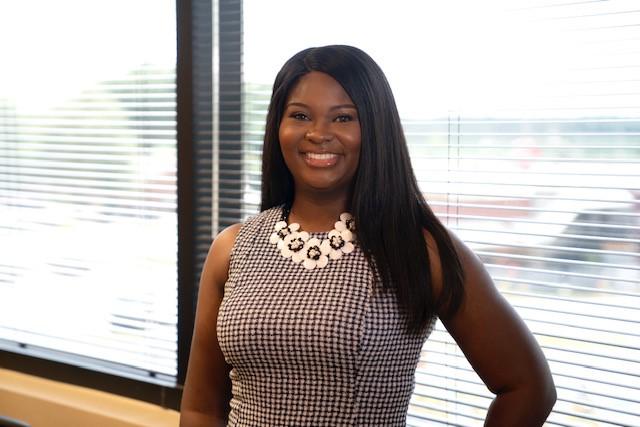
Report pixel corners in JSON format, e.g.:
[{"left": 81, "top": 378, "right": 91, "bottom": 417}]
[{"left": 180, "top": 45, "right": 556, "bottom": 426}]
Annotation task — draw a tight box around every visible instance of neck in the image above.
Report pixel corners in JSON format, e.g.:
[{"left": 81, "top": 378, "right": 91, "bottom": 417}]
[{"left": 288, "top": 191, "right": 350, "bottom": 232}]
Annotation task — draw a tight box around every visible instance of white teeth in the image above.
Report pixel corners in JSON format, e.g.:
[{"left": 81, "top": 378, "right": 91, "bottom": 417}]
[{"left": 305, "top": 152, "right": 337, "bottom": 160}]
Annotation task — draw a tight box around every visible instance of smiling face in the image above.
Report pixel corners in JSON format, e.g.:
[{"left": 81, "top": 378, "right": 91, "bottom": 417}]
[{"left": 279, "top": 71, "right": 361, "bottom": 198}]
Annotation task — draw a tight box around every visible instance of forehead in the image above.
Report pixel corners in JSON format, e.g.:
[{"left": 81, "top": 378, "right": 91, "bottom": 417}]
[{"left": 286, "top": 71, "right": 354, "bottom": 105}]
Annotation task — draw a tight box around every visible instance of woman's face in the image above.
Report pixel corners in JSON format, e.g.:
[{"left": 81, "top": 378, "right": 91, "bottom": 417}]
[{"left": 279, "top": 71, "right": 361, "bottom": 197}]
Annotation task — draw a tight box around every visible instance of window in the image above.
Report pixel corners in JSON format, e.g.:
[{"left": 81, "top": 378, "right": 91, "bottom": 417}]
[
  {"left": 0, "top": 0, "right": 178, "bottom": 385},
  {"left": 239, "top": 1, "right": 640, "bottom": 425},
  {"left": 2, "top": 1, "right": 638, "bottom": 423}
]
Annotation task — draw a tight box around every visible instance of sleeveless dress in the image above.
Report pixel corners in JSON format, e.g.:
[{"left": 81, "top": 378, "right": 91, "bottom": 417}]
[{"left": 217, "top": 207, "right": 436, "bottom": 426}]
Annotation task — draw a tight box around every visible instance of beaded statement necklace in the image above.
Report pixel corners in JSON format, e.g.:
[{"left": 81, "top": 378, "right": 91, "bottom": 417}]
[{"left": 269, "top": 206, "right": 357, "bottom": 270}]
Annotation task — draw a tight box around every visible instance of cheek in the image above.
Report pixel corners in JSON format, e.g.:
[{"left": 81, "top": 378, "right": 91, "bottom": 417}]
[
  {"left": 278, "top": 127, "right": 298, "bottom": 153},
  {"left": 278, "top": 128, "right": 287, "bottom": 148},
  {"left": 345, "top": 138, "right": 361, "bottom": 174},
  {"left": 347, "top": 132, "right": 362, "bottom": 159},
  {"left": 278, "top": 129, "right": 300, "bottom": 172}
]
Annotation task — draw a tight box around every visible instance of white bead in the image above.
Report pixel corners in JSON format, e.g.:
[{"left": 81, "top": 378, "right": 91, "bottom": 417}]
[
  {"left": 320, "top": 239, "right": 331, "bottom": 255},
  {"left": 342, "top": 242, "right": 354, "bottom": 254},
  {"left": 307, "top": 237, "right": 320, "bottom": 247},
  {"left": 292, "top": 252, "right": 305, "bottom": 263},
  {"left": 317, "top": 256, "right": 329, "bottom": 268}
]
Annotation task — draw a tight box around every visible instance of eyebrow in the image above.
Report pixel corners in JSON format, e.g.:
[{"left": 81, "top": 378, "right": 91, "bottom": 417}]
[{"left": 285, "top": 102, "right": 357, "bottom": 111}]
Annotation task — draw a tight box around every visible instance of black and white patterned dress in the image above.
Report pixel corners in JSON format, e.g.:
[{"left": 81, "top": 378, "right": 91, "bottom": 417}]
[{"left": 217, "top": 207, "right": 436, "bottom": 426}]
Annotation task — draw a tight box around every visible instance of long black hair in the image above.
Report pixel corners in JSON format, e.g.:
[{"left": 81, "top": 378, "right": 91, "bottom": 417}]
[{"left": 260, "top": 45, "right": 465, "bottom": 333}]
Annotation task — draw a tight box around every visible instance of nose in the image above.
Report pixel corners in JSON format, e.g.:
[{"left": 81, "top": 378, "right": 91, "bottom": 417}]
[{"left": 304, "top": 126, "right": 333, "bottom": 143}]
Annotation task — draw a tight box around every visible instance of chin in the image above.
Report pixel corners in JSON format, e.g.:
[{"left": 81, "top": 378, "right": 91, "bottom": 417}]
[
  {"left": 308, "top": 183, "right": 342, "bottom": 192},
  {"left": 293, "top": 170, "right": 356, "bottom": 196},
  {"left": 297, "top": 178, "right": 347, "bottom": 194}
]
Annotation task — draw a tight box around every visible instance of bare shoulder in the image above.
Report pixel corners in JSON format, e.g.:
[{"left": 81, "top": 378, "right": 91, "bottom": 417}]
[
  {"left": 423, "top": 225, "right": 515, "bottom": 328},
  {"left": 212, "top": 223, "right": 243, "bottom": 253},
  {"left": 204, "top": 223, "right": 243, "bottom": 291},
  {"left": 422, "top": 227, "right": 484, "bottom": 301}
]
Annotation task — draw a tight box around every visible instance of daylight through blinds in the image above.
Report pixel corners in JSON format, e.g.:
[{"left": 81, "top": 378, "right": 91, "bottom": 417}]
[
  {"left": 239, "top": 1, "right": 640, "bottom": 425},
  {"left": 0, "top": 0, "right": 178, "bottom": 382}
]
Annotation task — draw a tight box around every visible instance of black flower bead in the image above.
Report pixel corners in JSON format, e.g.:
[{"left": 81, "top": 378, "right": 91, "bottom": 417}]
[
  {"left": 329, "top": 235, "right": 345, "bottom": 250},
  {"left": 277, "top": 227, "right": 292, "bottom": 239},
  {"left": 307, "top": 246, "right": 321, "bottom": 260},
  {"left": 288, "top": 237, "right": 305, "bottom": 252}
]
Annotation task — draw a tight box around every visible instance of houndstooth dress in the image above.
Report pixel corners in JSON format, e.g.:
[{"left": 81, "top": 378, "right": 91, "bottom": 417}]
[{"left": 217, "top": 206, "right": 436, "bottom": 426}]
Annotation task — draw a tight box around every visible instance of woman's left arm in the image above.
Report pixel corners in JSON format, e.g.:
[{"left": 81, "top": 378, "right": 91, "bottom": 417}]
[{"left": 430, "top": 231, "right": 557, "bottom": 426}]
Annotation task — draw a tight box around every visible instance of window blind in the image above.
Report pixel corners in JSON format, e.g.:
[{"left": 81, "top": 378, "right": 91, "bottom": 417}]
[
  {"left": 215, "top": 0, "right": 245, "bottom": 230},
  {"left": 405, "top": 1, "right": 640, "bottom": 425},
  {"left": 235, "top": 1, "right": 640, "bottom": 426},
  {"left": 0, "top": 1, "right": 178, "bottom": 383},
  {"left": 407, "top": 116, "right": 639, "bottom": 426}
]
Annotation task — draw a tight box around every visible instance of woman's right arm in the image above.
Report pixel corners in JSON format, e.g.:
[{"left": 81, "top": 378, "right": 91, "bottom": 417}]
[{"left": 180, "top": 224, "right": 242, "bottom": 427}]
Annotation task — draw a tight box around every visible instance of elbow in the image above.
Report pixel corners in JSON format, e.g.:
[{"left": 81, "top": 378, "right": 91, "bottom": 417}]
[
  {"left": 534, "top": 360, "right": 557, "bottom": 415},
  {"left": 491, "top": 372, "right": 557, "bottom": 424},
  {"left": 525, "top": 371, "right": 557, "bottom": 421},
  {"left": 540, "top": 374, "right": 557, "bottom": 415},
  {"left": 528, "top": 354, "right": 557, "bottom": 417}
]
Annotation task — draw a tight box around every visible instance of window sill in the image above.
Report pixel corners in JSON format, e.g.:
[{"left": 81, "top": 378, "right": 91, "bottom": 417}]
[{"left": 0, "top": 368, "right": 180, "bottom": 427}]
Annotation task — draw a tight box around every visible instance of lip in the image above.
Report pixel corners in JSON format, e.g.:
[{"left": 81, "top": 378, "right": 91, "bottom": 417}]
[{"left": 302, "top": 151, "right": 340, "bottom": 168}]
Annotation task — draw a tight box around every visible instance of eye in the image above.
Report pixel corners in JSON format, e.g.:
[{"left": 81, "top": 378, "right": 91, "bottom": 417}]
[
  {"left": 334, "top": 114, "right": 354, "bottom": 123},
  {"left": 290, "top": 112, "right": 309, "bottom": 121}
]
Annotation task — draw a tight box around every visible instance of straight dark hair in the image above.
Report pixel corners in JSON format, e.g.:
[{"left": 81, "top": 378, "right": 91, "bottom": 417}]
[{"left": 260, "top": 45, "right": 465, "bottom": 333}]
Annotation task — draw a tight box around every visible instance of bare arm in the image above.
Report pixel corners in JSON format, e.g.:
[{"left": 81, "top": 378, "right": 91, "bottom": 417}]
[
  {"left": 180, "top": 224, "right": 241, "bottom": 427},
  {"left": 426, "top": 231, "right": 556, "bottom": 426}
]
